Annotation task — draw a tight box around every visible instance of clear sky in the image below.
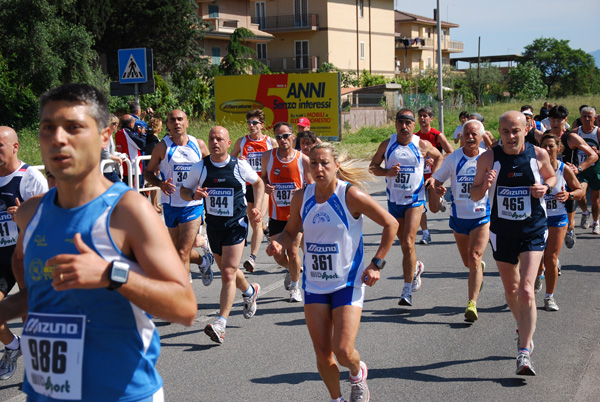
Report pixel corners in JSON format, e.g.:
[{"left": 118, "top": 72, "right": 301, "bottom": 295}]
[{"left": 394, "top": 0, "right": 600, "bottom": 59}]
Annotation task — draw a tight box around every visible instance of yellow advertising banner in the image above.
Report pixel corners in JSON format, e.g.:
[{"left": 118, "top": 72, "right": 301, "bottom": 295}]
[{"left": 215, "top": 73, "right": 340, "bottom": 140}]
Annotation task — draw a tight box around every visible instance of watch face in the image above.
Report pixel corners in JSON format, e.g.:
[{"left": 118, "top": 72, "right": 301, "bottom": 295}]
[{"left": 111, "top": 262, "right": 129, "bottom": 283}]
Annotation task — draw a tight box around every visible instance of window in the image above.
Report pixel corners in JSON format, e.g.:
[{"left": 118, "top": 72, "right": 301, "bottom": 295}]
[
  {"left": 295, "top": 40, "right": 309, "bottom": 69},
  {"left": 208, "top": 5, "right": 219, "bottom": 18},
  {"left": 359, "top": 0, "right": 364, "bottom": 18},
  {"left": 255, "top": 2, "right": 266, "bottom": 29},
  {"left": 360, "top": 42, "right": 365, "bottom": 59},
  {"left": 212, "top": 47, "right": 221, "bottom": 65},
  {"left": 257, "top": 43, "right": 267, "bottom": 60},
  {"left": 427, "top": 57, "right": 432, "bottom": 68},
  {"left": 294, "top": 0, "right": 308, "bottom": 27}
]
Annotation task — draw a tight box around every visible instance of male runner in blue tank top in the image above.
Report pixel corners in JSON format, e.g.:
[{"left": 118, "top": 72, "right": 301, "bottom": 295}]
[
  {"left": 0, "top": 84, "right": 197, "bottom": 401},
  {"left": 471, "top": 111, "right": 556, "bottom": 376}
]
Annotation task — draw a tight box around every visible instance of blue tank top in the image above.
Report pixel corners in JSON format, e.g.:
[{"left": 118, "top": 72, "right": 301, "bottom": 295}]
[
  {"left": 489, "top": 143, "right": 547, "bottom": 236},
  {"left": 0, "top": 164, "right": 27, "bottom": 261},
  {"left": 21, "top": 183, "right": 162, "bottom": 401}
]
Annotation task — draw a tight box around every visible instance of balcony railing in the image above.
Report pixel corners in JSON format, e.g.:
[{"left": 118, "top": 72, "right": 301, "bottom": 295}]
[
  {"left": 204, "top": 17, "right": 239, "bottom": 32},
  {"left": 395, "top": 37, "right": 464, "bottom": 53},
  {"left": 258, "top": 56, "right": 319, "bottom": 73},
  {"left": 251, "top": 14, "right": 319, "bottom": 31}
]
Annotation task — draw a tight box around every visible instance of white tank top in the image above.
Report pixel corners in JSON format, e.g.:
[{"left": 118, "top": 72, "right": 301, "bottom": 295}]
[
  {"left": 301, "top": 181, "right": 366, "bottom": 294},
  {"left": 544, "top": 161, "right": 567, "bottom": 217},
  {"left": 158, "top": 136, "right": 203, "bottom": 207},
  {"left": 432, "top": 147, "right": 489, "bottom": 219},
  {"left": 384, "top": 134, "right": 425, "bottom": 205}
]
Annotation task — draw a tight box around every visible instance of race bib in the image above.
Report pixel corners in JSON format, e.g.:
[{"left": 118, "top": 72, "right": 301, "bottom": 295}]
[
  {"left": 173, "top": 164, "right": 192, "bottom": 186},
  {"left": 497, "top": 186, "right": 531, "bottom": 221},
  {"left": 246, "top": 152, "right": 263, "bottom": 172},
  {"left": 577, "top": 150, "right": 591, "bottom": 165},
  {"left": 21, "top": 313, "right": 86, "bottom": 400},
  {"left": 273, "top": 183, "right": 296, "bottom": 207},
  {"left": 393, "top": 166, "right": 414, "bottom": 190},
  {"left": 0, "top": 212, "right": 17, "bottom": 248},
  {"left": 305, "top": 243, "right": 340, "bottom": 282},
  {"left": 423, "top": 157, "right": 432, "bottom": 175},
  {"left": 206, "top": 188, "right": 233, "bottom": 216},
  {"left": 456, "top": 175, "right": 474, "bottom": 200}
]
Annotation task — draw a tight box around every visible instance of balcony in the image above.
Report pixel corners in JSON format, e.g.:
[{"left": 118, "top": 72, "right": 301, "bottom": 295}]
[
  {"left": 259, "top": 56, "right": 319, "bottom": 73},
  {"left": 395, "top": 37, "right": 464, "bottom": 53},
  {"left": 445, "top": 40, "right": 464, "bottom": 53},
  {"left": 204, "top": 17, "right": 239, "bottom": 33},
  {"left": 251, "top": 14, "right": 319, "bottom": 32}
]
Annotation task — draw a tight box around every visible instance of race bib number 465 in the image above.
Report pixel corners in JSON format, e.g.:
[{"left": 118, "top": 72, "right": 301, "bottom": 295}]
[
  {"left": 21, "top": 313, "right": 86, "bottom": 400},
  {"left": 497, "top": 186, "right": 531, "bottom": 220}
]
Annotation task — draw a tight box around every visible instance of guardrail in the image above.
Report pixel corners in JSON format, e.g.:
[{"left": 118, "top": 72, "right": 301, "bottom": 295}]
[{"left": 33, "top": 155, "right": 161, "bottom": 197}]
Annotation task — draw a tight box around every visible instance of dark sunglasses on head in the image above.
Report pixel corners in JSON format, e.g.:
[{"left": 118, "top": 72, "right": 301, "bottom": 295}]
[
  {"left": 275, "top": 133, "right": 292, "bottom": 140},
  {"left": 247, "top": 120, "right": 261, "bottom": 125}
]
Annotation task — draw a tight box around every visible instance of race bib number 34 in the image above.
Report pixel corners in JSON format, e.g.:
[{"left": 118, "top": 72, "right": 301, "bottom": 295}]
[{"left": 21, "top": 313, "right": 86, "bottom": 400}]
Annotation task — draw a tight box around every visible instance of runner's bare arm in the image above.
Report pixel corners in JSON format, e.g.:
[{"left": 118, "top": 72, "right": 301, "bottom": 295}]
[
  {"left": 369, "top": 139, "right": 395, "bottom": 176},
  {"left": 470, "top": 150, "right": 495, "bottom": 202}
]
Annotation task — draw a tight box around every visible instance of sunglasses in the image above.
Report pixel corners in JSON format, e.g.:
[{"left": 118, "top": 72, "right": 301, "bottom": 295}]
[
  {"left": 247, "top": 120, "right": 261, "bottom": 125},
  {"left": 111, "top": 122, "right": 118, "bottom": 126},
  {"left": 275, "top": 133, "right": 293, "bottom": 140}
]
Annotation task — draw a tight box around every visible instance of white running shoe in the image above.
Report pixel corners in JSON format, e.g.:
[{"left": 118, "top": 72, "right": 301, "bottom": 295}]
[
  {"left": 412, "top": 261, "right": 424, "bottom": 292},
  {"left": 593, "top": 222, "right": 600, "bottom": 235},
  {"left": 243, "top": 283, "right": 261, "bottom": 319},
  {"left": 198, "top": 253, "right": 215, "bottom": 287},
  {"left": 398, "top": 287, "right": 412, "bottom": 306},
  {"left": 350, "top": 361, "right": 370, "bottom": 402},
  {"left": 581, "top": 213, "right": 590, "bottom": 229},
  {"left": 204, "top": 321, "right": 225, "bottom": 344},
  {"left": 284, "top": 272, "right": 292, "bottom": 290},
  {"left": 0, "top": 341, "right": 22, "bottom": 380},
  {"left": 289, "top": 286, "right": 302, "bottom": 303}
]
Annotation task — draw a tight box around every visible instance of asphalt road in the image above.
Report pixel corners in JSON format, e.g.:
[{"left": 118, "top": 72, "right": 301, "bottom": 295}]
[{"left": 2, "top": 168, "right": 600, "bottom": 401}]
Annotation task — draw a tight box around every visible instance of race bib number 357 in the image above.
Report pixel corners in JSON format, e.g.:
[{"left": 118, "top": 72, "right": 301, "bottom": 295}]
[{"left": 21, "top": 313, "right": 86, "bottom": 400}]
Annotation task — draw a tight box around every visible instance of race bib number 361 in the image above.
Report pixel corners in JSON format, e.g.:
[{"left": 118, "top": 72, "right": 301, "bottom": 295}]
[{"left": 21, "top": 313, "right": 86, "bottom": 400}]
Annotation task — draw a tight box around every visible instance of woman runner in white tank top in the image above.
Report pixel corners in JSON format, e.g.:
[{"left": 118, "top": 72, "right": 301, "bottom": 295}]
[{"left": 267, "top": 143, "right": 398, "bottom": 402}]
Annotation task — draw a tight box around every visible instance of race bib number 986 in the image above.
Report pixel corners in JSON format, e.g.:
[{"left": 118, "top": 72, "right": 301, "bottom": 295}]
[{"left": 21, "top": 313, "right": 86, "bottom": 400}]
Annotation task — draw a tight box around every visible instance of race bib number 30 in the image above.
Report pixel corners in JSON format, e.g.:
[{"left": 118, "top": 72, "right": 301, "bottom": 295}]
[
  {"left": 497, "top": 186, "right": 531, "bottom": 220},
  {"left": 206, "top": 188, "right": 234, "bottom": 216},
  {"left": 456, "top": 175, "right": 474, "bottom": 200},
  {"left": 21, "top": 313, "right": 86, "bottom": 400}
]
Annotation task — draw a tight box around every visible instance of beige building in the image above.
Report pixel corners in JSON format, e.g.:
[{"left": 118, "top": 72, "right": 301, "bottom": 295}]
[
  {"left": 196, "top": 0, "right": 395, "bottom": 77},
  {"left": 394, "top": 10, "right": 463, "bottom": 73},
  {"left": 196, "top": 0, "right": 273, "bottom": 66},
  {"left": 249, "top": 0, "right": 395, "bottom": 76}
]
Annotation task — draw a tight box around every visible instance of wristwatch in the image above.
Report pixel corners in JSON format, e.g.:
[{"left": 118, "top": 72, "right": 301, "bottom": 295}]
[
  {"left": 107, "top": 261, "right": 130, "bottom": 290},
  {"left": 544, "top": 183, "right": 552, "bottom": 195},
  {"left": 569, "top": 193, "right": 574, "bottom": 200},
  {"left": 371, "top": 258, "right": 386, "bottom": 270},
  {"left": 578, "top": 166, "right": 583, "bottom": 172}
]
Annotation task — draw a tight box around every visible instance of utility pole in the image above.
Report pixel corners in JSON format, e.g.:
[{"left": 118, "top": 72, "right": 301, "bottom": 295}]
[{"left": 477, "top": 36, "right": 481, "bottom": 105}]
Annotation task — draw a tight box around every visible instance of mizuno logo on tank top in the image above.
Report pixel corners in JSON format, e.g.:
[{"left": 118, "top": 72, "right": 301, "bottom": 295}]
[{"left": 306, "top": 243, "right": 339, "bottom": 254}]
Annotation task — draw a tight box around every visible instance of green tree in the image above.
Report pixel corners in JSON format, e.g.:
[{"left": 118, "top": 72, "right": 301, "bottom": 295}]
[
  {"left": 218, "top": 28, "right": 267, "bottom": 75},
  {"left": 92, "top": 0, "right": 206, "bottom": 76},
  {"left": 508, "top": 61, "right": 547, "bottom": 99},
  {"left": 522, "top": 37, "right": 598, "bottom": 96},
  {"left": 0, "top": 52, "right": 38, "bottom": 129},
  {"left": 0, "top": 0, "right": 104, "bottom": 96},
  {"left": 463, "top": 62, "right": 505, "bottom": 99}
]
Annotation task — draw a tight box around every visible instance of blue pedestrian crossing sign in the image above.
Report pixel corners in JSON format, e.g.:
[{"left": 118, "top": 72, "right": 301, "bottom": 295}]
[{"left": 118, "top": 48, "right": 147, "bottom": 84}]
